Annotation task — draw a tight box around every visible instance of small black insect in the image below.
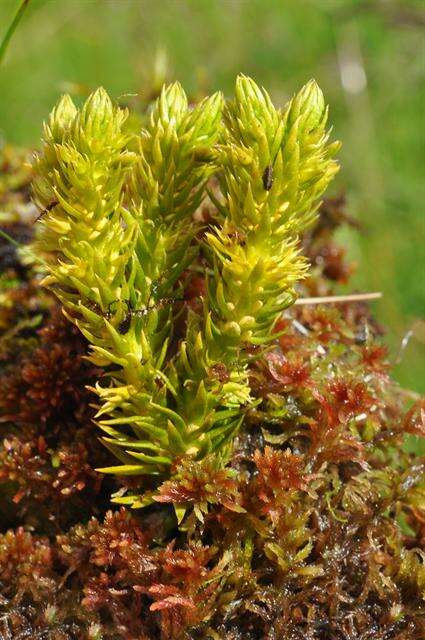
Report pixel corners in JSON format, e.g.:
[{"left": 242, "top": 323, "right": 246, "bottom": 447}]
[
  {"left": 262, "top": 164, "right": 274, "bottom": 191},
  {"left": 35, "top": 200, "right": 58, "bottom": 223},
  {"left": 117, "top": 312, "right": 133, "bottom": 334},
  {"left": 114, "top": 304, "right": 147, "bottom": 334}
]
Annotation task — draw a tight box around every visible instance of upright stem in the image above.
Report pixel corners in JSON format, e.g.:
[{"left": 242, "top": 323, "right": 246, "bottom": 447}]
[{"left": 0, "top": 0, "right": 32, "bottom": 67}]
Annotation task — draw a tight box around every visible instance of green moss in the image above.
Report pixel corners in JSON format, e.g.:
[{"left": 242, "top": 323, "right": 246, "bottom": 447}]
[{"left": 32, "top": 77, "right": 339, "bottom": 503}]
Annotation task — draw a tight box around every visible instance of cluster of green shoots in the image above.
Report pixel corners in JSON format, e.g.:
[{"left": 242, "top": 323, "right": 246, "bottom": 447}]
[{"left": 33, "top": 76, "right": 339, "bottom": 506}]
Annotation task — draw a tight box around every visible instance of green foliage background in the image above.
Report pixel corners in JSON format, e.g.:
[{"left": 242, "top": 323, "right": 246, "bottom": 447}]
[{"left": 0, "top": 0, "right": 423, "bottom": 392}]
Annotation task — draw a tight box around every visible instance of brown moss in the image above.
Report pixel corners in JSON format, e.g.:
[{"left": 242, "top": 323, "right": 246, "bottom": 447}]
[{"left": 0, "top": 307, "right": 99, "bottom": 428}]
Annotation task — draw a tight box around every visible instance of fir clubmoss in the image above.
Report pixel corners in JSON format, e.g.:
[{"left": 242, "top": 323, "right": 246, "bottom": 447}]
[{"left": 32, "top": 77, "right": 339, "bottom": 507}]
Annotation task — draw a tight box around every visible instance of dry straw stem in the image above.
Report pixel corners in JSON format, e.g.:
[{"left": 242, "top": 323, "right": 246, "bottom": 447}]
[{"left": 295, "top": 292, "right": 382, "bottom": 305}]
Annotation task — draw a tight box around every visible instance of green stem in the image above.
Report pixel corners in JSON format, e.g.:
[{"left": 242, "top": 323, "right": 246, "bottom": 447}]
[
  {"left": 0, "top": 227, "right": 47, "bottom": 267},
  {"left": 0, "top": 0, "right": 32, "bottom": 67},
  {"left": 0, "top": 227, "right": 24, "bottom": 250}
]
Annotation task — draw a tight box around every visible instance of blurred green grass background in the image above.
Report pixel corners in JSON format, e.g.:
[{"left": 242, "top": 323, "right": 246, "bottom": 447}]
[{"left": 0, "top": 0, "right": 424, "bottom": 392}]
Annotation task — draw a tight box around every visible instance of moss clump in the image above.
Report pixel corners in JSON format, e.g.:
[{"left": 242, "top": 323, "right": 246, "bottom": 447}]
[
  {"left": 0, "top": 79, "right": 423, "bottom": 639},
  {"left": 31, "top": 77, "right": 339, "bottom": 502}
]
